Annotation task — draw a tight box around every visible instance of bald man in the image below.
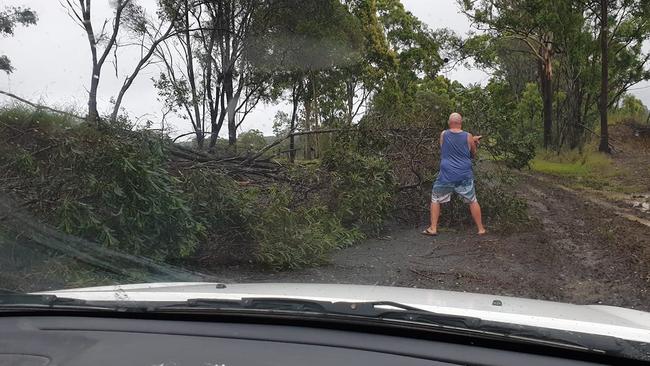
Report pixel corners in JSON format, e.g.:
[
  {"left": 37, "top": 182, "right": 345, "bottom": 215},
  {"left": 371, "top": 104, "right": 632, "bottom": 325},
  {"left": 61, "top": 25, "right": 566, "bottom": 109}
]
[{"left": 422, "top": 113, "right": 486, "bottom": 236}]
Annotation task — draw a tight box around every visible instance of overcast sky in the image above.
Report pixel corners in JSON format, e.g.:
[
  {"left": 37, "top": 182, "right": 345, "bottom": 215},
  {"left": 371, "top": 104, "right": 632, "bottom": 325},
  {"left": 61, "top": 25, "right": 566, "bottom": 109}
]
[{"left": 1, "top": 0, "right": 648, "bottom": 138}]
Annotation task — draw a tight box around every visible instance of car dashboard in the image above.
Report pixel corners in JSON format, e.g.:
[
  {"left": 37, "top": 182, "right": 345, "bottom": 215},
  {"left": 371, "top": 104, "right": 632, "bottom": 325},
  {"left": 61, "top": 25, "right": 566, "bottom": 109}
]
[{"left": 0, "top": 315, "right": 626, "bottom": 365}]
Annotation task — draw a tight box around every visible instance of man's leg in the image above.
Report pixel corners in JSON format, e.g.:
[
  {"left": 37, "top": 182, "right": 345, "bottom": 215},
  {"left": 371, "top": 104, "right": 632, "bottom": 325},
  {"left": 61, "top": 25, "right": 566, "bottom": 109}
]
[
  {"left": 428, "top": 202, "right": 441, "bottom": 234},
  {"left": 469, "top": 201, "right": 486, "bottom": 235}
]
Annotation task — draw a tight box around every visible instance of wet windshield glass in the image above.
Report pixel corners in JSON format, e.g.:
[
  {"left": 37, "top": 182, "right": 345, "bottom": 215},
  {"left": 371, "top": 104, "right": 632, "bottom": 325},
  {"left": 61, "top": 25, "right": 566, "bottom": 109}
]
[{"left": 1, "top": 0, "right": 650, "bottom": 343}]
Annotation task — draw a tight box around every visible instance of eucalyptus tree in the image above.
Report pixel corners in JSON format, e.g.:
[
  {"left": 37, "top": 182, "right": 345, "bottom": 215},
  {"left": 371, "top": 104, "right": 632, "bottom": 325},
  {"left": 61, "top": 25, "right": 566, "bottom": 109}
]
[
  {"left": 369, "top": 0, "right": 446, "bottom": 121},
  {"left": 247, "top": 0, "right": 364, "bottom": 160},
  {"left": 154, "top": 0, "right": 270, "bottom": 151},
  {"left": 583, "top": 0, "right": 650, "bottom": 152},
  {"left": 63, "top": 0, "right": 135, "bottom": 124},
  {"left": 458, "top": 0, "right": 573, "bottom": 148}
]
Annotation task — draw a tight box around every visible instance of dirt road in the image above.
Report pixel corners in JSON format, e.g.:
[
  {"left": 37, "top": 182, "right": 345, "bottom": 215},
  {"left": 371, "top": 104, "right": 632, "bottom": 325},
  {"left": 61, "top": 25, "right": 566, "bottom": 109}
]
[{"left": 212, "top": 173, "right": 650, "bottom": 311}]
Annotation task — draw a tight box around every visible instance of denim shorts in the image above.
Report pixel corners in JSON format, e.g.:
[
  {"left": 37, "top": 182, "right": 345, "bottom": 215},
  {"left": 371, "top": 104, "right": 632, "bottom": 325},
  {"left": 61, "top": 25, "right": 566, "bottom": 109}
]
[{"left": 431, "top": 179, "right": 477, "bottom": 203}]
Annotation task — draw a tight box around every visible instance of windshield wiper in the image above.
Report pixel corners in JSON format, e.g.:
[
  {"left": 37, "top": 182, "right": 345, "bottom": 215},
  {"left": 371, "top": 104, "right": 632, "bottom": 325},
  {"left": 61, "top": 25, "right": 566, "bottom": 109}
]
[
  {"left": 0, "top": 294, "right": 110, "bottom": 310},
  {"left": 156, "top": 297, "right": 481, "bottom": 328},
  {"left": 0, "top": 288, "right": 21, "bottom": 295},
  {"left": 154, "top": 297, "right": 648, "bottom": 359}
]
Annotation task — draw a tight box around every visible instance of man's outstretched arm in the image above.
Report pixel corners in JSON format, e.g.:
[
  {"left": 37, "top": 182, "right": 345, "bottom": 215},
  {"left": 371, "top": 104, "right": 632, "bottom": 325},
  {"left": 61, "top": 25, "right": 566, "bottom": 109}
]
[{"left": 467, "top": 133, "right": 481, "bottom": 158}]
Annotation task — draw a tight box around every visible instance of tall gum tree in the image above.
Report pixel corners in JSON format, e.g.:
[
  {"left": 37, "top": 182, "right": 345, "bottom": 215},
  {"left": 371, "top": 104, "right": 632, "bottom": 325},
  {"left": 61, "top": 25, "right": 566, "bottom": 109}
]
[
  {"left": 63, "top": 0, "right": 133, "bottom": 124},
  {"left": 458, "top": 0, "right": 571, "bottom": 148}
]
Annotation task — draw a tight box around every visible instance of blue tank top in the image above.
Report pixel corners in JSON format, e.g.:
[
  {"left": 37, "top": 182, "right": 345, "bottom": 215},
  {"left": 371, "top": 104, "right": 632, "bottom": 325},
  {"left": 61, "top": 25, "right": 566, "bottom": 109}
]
[{"left": 437, "top": 130, "right": 473, "bottom": 184}]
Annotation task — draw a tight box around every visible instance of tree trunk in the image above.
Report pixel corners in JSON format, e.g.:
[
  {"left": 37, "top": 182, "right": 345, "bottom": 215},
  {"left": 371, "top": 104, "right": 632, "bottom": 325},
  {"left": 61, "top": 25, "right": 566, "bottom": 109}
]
[
  {"left": 598, "top": 0, "right": 611, "bottom": 153},
  {"left": 88, "top": 64, "right": 100, "bottom": 123},
  {"left": 304, "top": 97, "right": 312, "bottom": 160},
  {"left": 346, "top": 79, "right": 355, "bottom": 124},
  {"left": 183, "top": 2, "right": 204, "bottom": 149},
  {"left": 539, "top": 55, "right": 553, "bottom": 149},
  {"left": 80, "top": 0, "right": 100, "bottom": 124},
  {"left": 224, "top": 72, "right": 236, "bottom": 151},
  {"left": 289, "top": 84, "right": 300, "bottom": 164},
  {"left": 205, "top": 26, "right": 219, "bottom": 151},
  {"left": 569, "top": 82, "right": 584, "bottom": 150},
  {"left": 76, "top": 0, "right": 129, "bottom": 125},
  {"left": 208, "top": 87, "right": 223, "bottom": 150}
]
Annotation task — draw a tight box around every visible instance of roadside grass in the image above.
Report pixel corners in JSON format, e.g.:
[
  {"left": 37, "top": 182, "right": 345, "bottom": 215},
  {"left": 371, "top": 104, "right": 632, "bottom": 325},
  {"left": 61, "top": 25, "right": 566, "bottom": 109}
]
[
  {"left": 530, "top": 147, "right": 639, "bottom": 193},
  {"left": 608, "top": 111, "right": 648, "bottom": 126}
]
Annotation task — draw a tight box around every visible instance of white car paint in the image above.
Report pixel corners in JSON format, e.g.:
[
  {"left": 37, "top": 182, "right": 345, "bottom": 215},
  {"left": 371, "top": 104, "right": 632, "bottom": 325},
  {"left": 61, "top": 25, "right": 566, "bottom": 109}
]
[{"left": 38, "top": 282, "right": 650, "bottom": 344}]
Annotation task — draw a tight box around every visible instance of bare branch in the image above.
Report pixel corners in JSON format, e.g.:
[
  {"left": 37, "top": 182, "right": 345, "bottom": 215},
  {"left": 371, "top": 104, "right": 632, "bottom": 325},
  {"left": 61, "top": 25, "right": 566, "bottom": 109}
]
[{"left": 0, "top": 90, "right": 84, "bottom": 120}]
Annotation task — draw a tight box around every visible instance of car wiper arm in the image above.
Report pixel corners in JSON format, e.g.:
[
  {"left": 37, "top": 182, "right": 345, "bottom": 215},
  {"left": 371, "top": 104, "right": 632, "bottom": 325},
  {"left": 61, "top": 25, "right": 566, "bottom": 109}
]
[
  {"left": 0, "top": 294, "right": 116, "bottom": 311},
  {"left": 158, "top": 297, "right": 480, "bottom": 328},
  {"left": 0, "top": 288, "right": 22, "bottom": 295},
  {"left": 156, "top": 297, "right": 647, "bottom": 358}
]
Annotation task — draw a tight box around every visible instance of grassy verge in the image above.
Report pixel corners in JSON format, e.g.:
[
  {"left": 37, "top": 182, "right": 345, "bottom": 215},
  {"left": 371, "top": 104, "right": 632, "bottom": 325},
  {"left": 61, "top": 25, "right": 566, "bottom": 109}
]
[{"left": 530, "top": 147, "right": 639, "bottom": 193}]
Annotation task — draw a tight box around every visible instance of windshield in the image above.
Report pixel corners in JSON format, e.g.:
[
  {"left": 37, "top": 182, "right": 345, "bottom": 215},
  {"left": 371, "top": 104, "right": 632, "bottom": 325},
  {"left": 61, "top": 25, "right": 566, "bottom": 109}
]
[{"left": 1, "top": 0, "right": 650, "bottom": 358}]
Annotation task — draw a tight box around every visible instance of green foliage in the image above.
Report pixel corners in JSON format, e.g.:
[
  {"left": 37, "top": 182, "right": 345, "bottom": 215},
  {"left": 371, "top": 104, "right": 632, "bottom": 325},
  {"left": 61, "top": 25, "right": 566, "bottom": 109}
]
[
  {"left": 0, "top": 104, "right": 76, "bottom": 130},
  {"left": 620, "top": 94, "right": 648, "bottom": 117},
  {"left": 322, "top": 142, "right": 395, "bottom": 233},
  {"left": 272, "top": 111, "right": 291, "bottom": 137},
  {"left": 515, "top": 83, "right": 543, "bottom": 133},
  {"left": 1, "top": 107, "right": 392, "bottom": 269},
  {"left": 238, "top": 129, "right": 267, "bottom": 152},
  {"left": 0, "top": 108, "right": 202, "bottom": 260},
  {"left": 459, "top": 0, "right": 650, "bottom": 151},
  {"left": 474, "top": 172, "right": 530, "bottom": 232},
  {"left": 460, "top": 82, "right": 537, "bottom": 169},
  {"left": 610, "top": 94, "right": 650, "bottom": 125},
  {"left": 179, "top": 169, "right": 256, "bottom": 245},
  {"left": 9, "top": 147, "right": 39, "bottom": 176},
  {"left": 252, "top": 186, "right": 364, "bottom": 269},
  {"left": 0, "top": 5, "right": 38, "bottom": 73},
  {"left": 248, "top": 0, "right": 364, "bottom": 72},
  {"left": 54, "top": 129, "right": 202, "bottom": 260}
]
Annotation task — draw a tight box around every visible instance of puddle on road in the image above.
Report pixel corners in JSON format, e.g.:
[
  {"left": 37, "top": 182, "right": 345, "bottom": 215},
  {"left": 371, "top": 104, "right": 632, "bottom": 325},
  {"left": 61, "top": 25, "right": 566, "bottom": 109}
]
[
  {"left": 591, "top": 190, "right": 650, "bottom": 214},
  {"left": 627, "top": 193, "right": 650, "bottom": 214}
]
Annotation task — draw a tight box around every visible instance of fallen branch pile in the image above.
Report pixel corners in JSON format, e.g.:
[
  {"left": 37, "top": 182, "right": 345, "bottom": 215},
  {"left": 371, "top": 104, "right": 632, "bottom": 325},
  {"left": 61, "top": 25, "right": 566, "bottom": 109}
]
[{"left": 168, "top": 145, "right": 285, "bottom": 181}]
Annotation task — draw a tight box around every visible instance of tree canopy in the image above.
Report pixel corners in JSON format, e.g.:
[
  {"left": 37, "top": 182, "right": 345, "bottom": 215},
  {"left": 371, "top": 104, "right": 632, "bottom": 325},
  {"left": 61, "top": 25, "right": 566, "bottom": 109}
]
[{"left": 0, "top": 6, "right": 37, "bottom": 74}]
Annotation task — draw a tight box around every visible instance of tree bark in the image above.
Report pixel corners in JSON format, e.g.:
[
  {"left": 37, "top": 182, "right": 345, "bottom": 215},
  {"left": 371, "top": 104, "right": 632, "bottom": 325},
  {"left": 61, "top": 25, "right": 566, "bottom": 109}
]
[
  {"left": 569, "top": 81, "right": 584, "bottom": 150},
  {"left": 346, "top": 78, "right": 355, "bottom": 125},
  {"left": 79, "top": 0, "right": 100, "bottom": 123},
  {"left": 183, "top": 1, "right": 204, "bottom": 149},
  {"left": 539, "top": 48, "right": 553, "bottom": 149},
  {"left": 289, "top": 82, "right": 300, "bottom": 163},
  {"left": 76, "top": 0, "right": 129, "bottom": 125},
  {"left": 599, "top": 0, "right": 611, "bottom": 153},
  {"left": 304, "top": 95, "right": 313, "bottom": 160},
  {"left": 88, "top": 64, "right": 101, "bottom": 123}
]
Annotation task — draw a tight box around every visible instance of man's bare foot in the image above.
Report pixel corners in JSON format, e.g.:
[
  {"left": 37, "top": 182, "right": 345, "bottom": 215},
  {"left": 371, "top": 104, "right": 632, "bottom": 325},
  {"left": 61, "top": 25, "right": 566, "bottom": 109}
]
[{"left": 478, "top": 229, "right": 487, "bottom": 236}]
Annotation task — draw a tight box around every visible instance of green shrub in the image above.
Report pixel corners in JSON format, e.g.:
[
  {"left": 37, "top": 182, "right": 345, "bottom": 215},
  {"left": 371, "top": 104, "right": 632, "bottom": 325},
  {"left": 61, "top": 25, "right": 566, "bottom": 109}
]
[
  {"left": 322, "top": 146, "right": 395, "bottom": 233},
  {"left": 53, "top": 130, "right": 202, "bottom": 260},
  {"left": 1, "top": 108, "right": 203, "bottom": 260},
  {"left": 179, "top": 168, "right": 258, "bottom": 251},
  {"left": 9, "top": 148, "right": 39, "bottom": 176},
  {"left": 420, "top": 170, "right": 530, "bottom": 232},
  {"left": 252, "top": 186, "right": 364, "bottom": 269},
  {"left": 474, "top": 172, "right": 530, "bottom": 232}
]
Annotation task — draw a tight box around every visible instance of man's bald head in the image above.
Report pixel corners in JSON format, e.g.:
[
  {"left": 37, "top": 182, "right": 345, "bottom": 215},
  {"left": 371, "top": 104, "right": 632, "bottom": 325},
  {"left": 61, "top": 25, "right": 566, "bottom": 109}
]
[{"left": 448, "top": 113, "right": 462, "bottom": 128}]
